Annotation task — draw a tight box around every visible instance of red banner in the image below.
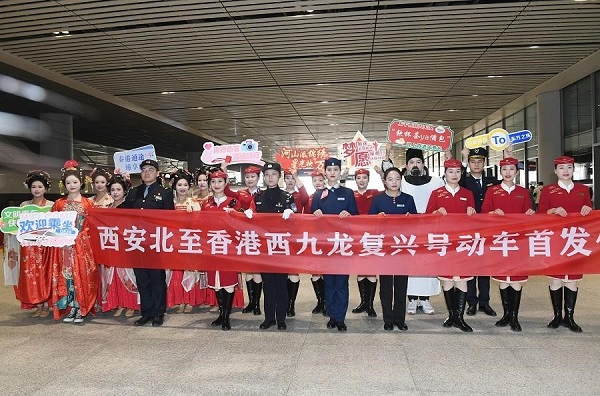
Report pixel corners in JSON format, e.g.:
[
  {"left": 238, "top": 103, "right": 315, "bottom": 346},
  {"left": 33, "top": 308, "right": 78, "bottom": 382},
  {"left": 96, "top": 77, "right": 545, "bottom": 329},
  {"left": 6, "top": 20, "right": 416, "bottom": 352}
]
[
  {"left": 275, "top": 147, "right": 329, "bottom": 171},
  {"left": 86, "top": 209, "right": 600, "bottom": 276},
  {"left": 387, "top": 119, "right": 453, "bottom": 151}
]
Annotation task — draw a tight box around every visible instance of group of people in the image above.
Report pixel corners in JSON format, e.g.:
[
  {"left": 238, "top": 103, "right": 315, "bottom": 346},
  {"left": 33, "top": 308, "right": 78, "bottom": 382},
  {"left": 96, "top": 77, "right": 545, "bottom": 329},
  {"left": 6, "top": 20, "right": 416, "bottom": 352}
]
[{"left": 4, "top": 146, "right": 593, "bottom": 334}]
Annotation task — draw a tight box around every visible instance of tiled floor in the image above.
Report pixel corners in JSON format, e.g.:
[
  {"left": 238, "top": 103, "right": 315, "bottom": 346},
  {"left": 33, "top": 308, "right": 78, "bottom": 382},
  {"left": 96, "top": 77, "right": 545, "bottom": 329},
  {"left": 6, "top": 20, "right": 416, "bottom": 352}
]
[{"left": 1, "top": 271, "right": 599, "bottom": 395}]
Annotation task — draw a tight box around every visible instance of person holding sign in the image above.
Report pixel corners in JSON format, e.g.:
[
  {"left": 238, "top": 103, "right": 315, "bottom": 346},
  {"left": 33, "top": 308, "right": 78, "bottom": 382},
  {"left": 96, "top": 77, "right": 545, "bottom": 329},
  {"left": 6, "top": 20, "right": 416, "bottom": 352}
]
[
  {"left": 224, "top": 164, "right": 264, "bottom": 317},
  {"left": 481, "top": 157, "right": 535, "bottom": 331},
  {"left": 400, "top": 148, "right": 444, "bottom": 315},
  {"left": 121, "top": 159, "right": 174, "bottom": 327},
  {"left": 8, "top": 170, "right": 54, "bottom": 317},
  {"left": 426, "top": 159, "right": 476, "bottom": 332},
  {"left": 351, "top": 168, "right": 381, "bottom": 318},
  {"left": 312, "top": 157, "right": 359, "bottom": 331},
  {"left": 537, "top": 155, "right": 592, "bottom": 333},
  {"left": 369, "top": 167, "right": 417, "bottom": 331},
  {"left": 282, "top": 169, "right": 307, "bottom": 317},
  {"left": 460, "top": 147, "right": 499, "bottom": 317},
  {"left": 305, "top": 169, "right": 327, "bottom": 315},
  {"left": 49, "top": 160, "right": 98, "bottom": 324},
  {"left": 252, "top": 162, "right": 296, "bottom": 330},
  {"left": 201, "top": 169, "right": 243, "bottom": 330}
]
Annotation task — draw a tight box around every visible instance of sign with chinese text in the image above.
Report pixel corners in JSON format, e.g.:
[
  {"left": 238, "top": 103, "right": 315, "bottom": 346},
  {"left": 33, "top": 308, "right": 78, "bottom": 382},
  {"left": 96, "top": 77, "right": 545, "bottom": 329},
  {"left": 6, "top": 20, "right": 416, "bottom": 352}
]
[
  {"left": 17, "top": 211, "right": 79, "bottom": 247},
  {"left": 465, "top": 129, "right": 532, "bottom": 150},
  {"left": 338, "top": 131, "right": 385, "bottom": 169},
  {"left": 87, "top": 209, "right": 600, "bottom": 276},
  {"left": 387, "top": 120, "right": 453, "bottom": 151},
  {"left": 113, "top": 144, "right": 157, "bottom": 174},
  {"left": 1, "top": 205, "right": 52, "bottom": 235},
  {"left": 200, "top": 140, "right": 263, "bottom": 166},
  {"left": 276, "top": 147, "right": 330, "bottom": 171}
]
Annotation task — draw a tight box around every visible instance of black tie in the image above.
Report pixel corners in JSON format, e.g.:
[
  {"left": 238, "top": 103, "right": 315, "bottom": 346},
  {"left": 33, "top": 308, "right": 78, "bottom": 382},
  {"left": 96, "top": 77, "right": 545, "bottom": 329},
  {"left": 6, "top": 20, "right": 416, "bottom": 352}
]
[
  {"left": 476, "top": 179, "right": 482, "bottom": 190},
  {"left": 144, "top": 186, "right": 150, "bottom": 198}
]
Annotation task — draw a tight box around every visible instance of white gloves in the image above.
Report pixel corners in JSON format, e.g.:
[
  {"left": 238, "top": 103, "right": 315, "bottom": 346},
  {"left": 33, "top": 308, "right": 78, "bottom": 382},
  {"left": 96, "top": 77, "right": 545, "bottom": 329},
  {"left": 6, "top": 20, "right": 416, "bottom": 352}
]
[
  {"left": 244, "top": 209, "right": 253, "bottom": 219},
  {"left": 282, "top": 208, "right": 293, "bottom": 220}
]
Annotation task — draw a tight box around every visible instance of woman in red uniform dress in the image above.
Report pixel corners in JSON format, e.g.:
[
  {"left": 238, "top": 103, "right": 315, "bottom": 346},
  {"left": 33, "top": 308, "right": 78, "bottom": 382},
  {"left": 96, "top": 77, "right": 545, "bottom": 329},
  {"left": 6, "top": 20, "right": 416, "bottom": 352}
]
[
  {"left": 481, "top": 157, "right": 534, "bottom": 331},
  {"left": 49, "top": 160, "right": 98, "bottom": 324},
  {"left": 167, "top": 169, "right": 204, "bottom": 313},
  {"left": 426, "top": 159, "right": 476, "bottom": 332},
  {"left": 201, "top": 169, "right": 243, "bottom": 330},
  {"left": 537, "top": 155, "right": 592, "bottom": 332}
]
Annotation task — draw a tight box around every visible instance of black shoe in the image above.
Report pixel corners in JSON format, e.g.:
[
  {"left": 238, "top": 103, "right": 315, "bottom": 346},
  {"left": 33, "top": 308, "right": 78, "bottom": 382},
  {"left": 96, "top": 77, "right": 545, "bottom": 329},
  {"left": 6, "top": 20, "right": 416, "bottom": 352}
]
[
  {"left": 466, "top": 304, "right": 477, "bottom": 316},
  {"left": 259, "top": 320, "right": 276, "bottom": 330},
  {"left": 134, "top": 316, "right": 153, "bottom": 326},
  {"left": 336, "top": 322, "right": 347, "bottom": 331},
  {"left": 277, "top": 321, "right": 287, "bottom": 330},
  {"left": 152, "top": 314, "right": 164, "bottom": 327},
  {"left": 326, "top": 318, "right": 336, "bottom": 329},
  {"left": 394, "top": 321, "right": 408, "bottom": 331},
  {"left": 221, "top": 319, "right": 231, "bottom": 331},
  {"left": 352, "top": 279, "right": 368, "bottom": 314},
  {"left": 242, "top": 280, "right": 255, "bottom": 314},
  {"left": 478, "top": 304, "right": 497, "bottom": 316},
  {"left": 384, "top": 322, "right": 394, "bottom": 331},
  {"left": 253, "top": 281, "right": 263, "bottom": 316}
]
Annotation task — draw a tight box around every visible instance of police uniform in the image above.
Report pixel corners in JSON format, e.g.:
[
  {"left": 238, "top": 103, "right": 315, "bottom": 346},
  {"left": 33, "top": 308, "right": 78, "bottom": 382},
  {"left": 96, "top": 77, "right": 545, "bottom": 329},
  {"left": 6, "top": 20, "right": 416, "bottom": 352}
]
[
  {"left": 460, "top": 147, "right": 500, "bottom": 316},
  {"left": 121, "top": 159, "right": 174, "bottom": 326},
  {"left": 311, "top": 158, "right": 359, "bottom": 331},
  {"left": 255, "top": 162, "right": 296, "bottom": 330}
]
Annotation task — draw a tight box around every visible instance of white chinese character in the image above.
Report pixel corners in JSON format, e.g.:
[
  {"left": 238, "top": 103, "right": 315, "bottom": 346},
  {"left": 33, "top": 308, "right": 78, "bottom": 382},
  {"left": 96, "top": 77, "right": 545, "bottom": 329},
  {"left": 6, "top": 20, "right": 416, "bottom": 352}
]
[
  {"left": 149, "top": 227, "right": 174, "bottom": 253},
  {"left": 178, "top": 228, "right": 202, "bottom": 254},
  {"left": 296, "top": 232, "right": 323, "bottom": 255},
  {"left": 265, "top": 232, "right": 291, "bottom": 255},
  {"left": 327, "top": 232, "right": 354, "bottom": 256},
  {"left": 489, "top": 231, "right": 519, "bottom": 257},
  {"left": 358, "top": 232, "right": 385, "bottom": 257},
  {"left": 560, "top": 227, "right": 591, "bottom": 257},
  {"left": 456, "top": 233, "right": 486, "bottom": 256},
  {"left": 98, "top": 226, "right": 120, "bottom": 251},
  {"left": 525, "top": 229, "right": 554, "bottom": 257},
  {"left": 425, "top": 233, "right": 450, "bottom": 256},
  {"left": 390, "top": 234, "right": 418, "bottom": 256},
  {"left": 236, "top": 230, "right": 261, "bottom": 255},
  {"left": 123, "top": 226, "right": 146, "bottom": 252},
  {"left": 207, "top": 230, "right": 232, "bottom": 255}
]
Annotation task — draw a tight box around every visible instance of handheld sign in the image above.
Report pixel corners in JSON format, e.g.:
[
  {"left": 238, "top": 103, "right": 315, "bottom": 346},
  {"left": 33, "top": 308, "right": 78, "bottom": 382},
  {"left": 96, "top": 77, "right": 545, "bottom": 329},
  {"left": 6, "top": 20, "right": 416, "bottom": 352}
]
[
  {"left": 201, "top": 139, "right": 263, "bottom": 166},
  {"left": 338, "top": 131, "right": 385, "bottom": 169},
  {"left": 387, "top": 120, "right": 453, "bottom": 152},
  {"left": 114, "top": 144, "right": 157, "bottom": 174},
  {"left": 1, "top": 205, "right": 52, "bottom": 235},
  {"left": 465, "top": 129, "right": 532, "bottom": 151},
  {"left": 276, "top": 147, "right": 329, "bottom": 171},
  {"left": 17, "top": 211, "right": 79, "bottom": 247}
]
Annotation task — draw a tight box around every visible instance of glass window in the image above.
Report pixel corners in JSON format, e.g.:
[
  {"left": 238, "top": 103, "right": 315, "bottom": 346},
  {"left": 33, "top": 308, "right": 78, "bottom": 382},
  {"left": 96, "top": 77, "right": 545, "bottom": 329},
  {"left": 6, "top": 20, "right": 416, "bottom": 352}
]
[
  {"left": 596, "top": 71, "right": 600, "bottom": 141},
  {"left": 505, "top": 110, "right": 525, "bottom": 133},
  {"left": 563, "top": 76, "right": 592, "bottom": 137}
]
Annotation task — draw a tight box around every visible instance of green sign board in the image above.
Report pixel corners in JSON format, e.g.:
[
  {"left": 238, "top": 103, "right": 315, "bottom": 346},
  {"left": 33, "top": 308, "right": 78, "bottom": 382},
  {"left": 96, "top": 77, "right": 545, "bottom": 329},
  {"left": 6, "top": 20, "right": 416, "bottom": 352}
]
[{"left": 1, "top": 205, "right": 52, "bottom": 235}]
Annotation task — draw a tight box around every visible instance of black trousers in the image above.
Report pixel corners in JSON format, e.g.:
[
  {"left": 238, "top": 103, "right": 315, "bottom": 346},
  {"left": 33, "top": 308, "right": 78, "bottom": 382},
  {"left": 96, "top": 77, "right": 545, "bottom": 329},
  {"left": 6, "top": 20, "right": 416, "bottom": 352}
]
[
  {"left": 262, "top": 273, "right": 288, "bottom": 321},
  {"left": 134, "top": 268, "right": 167, "bottom": 317},
  {"left": 379, "top": 275, "right": 408, "bottom": 324},
  {"left": 467, "top": 276, "right": 491, "bottom": 306}
]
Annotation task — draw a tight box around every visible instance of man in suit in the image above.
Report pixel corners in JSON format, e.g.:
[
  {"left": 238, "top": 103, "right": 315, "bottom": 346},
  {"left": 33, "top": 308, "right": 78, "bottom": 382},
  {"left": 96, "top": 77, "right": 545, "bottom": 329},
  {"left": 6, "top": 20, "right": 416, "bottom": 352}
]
[
  {"left": 460, "top": 147, "right": 499, "bottom": 317},
  {"left": 121, "top": 159, "right": 174, "bottom": 327}
]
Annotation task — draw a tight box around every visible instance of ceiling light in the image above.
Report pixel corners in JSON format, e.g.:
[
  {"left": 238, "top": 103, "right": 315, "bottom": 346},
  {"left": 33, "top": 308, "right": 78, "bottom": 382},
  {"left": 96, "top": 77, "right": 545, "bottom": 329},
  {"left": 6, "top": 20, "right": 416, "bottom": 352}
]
[
  {"left": 307, "top": 9, "right": 314, "bottom": 13},
  {"left": 316, "top": 83, "right": 328, "bottom": 86},
  {"left": 320, "top": 100, "right": 329, "bottom": 104},
  {"left": 448, "top": 109, "right": 459, "bottom": 112},
  {"left": 436, "top": 120, "right": 443, "bottom": 123},
  {"left": 487, "top": 75, "right": 503, "bottom": 78},
  {"left": 61, "top": 31, "right": 69, "bottom": 34},
  {"left": 529, "top": 45, "right": 540, "bottom": 49},
  {"left": 472, "top": 94, "right": 479, "bottom": 97},
  {"left": 195, "top": 106, "right": 203, "bottom": 109},
  {"left": 327, "top": 114, "right": 333, "bottom": 117},
  {"left": 329, "top": 123, "right": 339, "bottom": 126},
  {"left": 161, "top": 91, "right": 175, "bottom": 95}
]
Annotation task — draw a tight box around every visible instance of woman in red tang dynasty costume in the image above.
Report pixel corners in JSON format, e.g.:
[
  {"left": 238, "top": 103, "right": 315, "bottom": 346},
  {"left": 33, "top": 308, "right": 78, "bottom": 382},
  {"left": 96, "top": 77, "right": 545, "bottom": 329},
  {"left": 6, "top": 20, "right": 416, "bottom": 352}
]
[
  {"left": 481, "top": 157, "right": 534, "bottom": 332},
  {"left": 426, "top": 159, "right": 476, "bottom": 332},
  {"left": 48, "top": 160, "right": 98, "bottom": 324},
  {"left": 537, "top": 155, "right": 592, "bottom": 333}
]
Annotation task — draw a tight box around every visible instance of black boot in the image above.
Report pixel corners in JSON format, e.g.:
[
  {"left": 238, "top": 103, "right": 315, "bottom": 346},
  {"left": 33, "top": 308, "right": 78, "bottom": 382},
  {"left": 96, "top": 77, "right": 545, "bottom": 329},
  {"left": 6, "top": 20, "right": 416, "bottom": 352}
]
[
  {"left": 287, "top": 279, "right": 300, "bottom": 317},
  {"left": 495, "top": 287, "right": 511, "bottom": 327},
  {"left": 253, "top": 281, "right": 262, "bottom": 316},
  {"left": 242, "top": 280, "right": 255, "bottom": 314},
  {"left": 453, "top": 289, "right": 473, "bottom": 332},
  {"left": 365, "top": 280, "right": 377, "bottom": 317},
  {"left": 211, "top": 289, "right": 224, "bottom": 326},
  {"left": 351, "top": 278, "right": 368, "bottom": 314},
  {"left": 442, "top": 288, "right": 456, "bottom": 328},
  {"left": 221, "top": 290, "right": 234, "bottom": 331},
  {"left": 562, "top": 288, "right": 582, "bottom": 333},
  {"left": 509, "top": 287, "right": 522, "bottom": 332},
  {"left": 547, "top": 287, "right": 563, "bottom": 329},
  {"left": 311, "top": 278, "right": 325, "bottom": 314}
]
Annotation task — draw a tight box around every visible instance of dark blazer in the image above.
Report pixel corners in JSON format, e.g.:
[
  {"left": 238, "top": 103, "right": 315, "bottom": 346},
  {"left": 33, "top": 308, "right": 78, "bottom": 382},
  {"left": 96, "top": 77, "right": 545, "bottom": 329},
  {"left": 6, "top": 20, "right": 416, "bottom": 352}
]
[
  {"left": 121, "top": 181, "right": 174, "bottom": 210},
  {"left": 460, "top": 169, "right": 499, "bottom": 213}
]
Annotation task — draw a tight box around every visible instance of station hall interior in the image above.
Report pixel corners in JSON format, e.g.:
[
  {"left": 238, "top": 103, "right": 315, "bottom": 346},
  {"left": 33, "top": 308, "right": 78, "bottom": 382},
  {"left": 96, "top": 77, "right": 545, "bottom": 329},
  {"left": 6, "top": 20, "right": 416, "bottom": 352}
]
[{"left": 1, "top": 1, "right": 600, "bottom": 394}]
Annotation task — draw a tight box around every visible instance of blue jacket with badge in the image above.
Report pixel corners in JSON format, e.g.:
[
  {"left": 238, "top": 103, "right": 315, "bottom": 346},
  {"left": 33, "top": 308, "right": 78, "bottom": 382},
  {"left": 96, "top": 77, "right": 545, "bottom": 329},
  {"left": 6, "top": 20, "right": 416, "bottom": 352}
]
[{"left": 121, "top": 181, "right": 174, "bottom": 210}]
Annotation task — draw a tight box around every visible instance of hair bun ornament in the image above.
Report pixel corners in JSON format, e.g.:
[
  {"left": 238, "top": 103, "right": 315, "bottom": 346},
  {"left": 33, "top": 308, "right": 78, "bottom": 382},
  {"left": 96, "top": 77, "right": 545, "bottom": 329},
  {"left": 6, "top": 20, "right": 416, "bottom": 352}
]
[{"left": 63, "top": 160, "right": 80, "bottom": 170}]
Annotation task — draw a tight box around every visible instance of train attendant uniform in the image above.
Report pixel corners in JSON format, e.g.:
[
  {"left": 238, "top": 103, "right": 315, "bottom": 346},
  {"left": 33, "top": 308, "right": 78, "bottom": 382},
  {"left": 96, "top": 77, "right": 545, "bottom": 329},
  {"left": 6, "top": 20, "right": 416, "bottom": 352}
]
[
  {"left": 255, "top": 162, "right": 296, "bottom": 330},
  {"left": 537, "top": 155, "right": 592, "bottom": 332},
  {"left": 481, "top": 157, "right": 533, "bottom": 331},
  {"left": 306, "top": 169, "right": 327, "bottom": 315},
  {"left": 311, "top": 158, "right": 359, "bottom": 331},
  {"left": 351, "top": 167, "right": 381, "bottom": 318},
  {"left": 426, "top": 159, "right": 475, "bottom": 332}
]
